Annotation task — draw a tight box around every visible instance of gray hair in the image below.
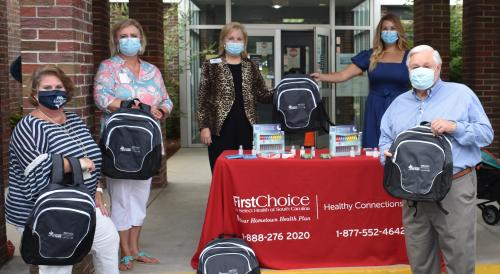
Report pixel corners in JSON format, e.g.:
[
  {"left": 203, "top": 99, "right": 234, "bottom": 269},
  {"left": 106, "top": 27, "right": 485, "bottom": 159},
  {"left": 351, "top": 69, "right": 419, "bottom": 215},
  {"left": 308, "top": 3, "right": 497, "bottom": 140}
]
[{"left": 406, "top": 45, "right": 442, "bottom": 67}]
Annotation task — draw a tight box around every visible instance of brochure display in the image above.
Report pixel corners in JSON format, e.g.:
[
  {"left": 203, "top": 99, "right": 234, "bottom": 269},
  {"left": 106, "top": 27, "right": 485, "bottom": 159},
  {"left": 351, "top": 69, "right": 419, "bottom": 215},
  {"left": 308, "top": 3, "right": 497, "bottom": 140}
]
[
  {"left": 253, "top": 124, "right": 285, "bottom": 154},
  {"left": 329, "top": 125, "right": 362, "bottom": 156}
]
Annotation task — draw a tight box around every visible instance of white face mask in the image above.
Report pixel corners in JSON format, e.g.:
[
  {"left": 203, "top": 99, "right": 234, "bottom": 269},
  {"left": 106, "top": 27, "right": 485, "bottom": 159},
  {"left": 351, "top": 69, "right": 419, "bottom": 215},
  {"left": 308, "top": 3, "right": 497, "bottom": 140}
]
[{"left": 410, "top": 67, "right": 436, "bottom": 90}]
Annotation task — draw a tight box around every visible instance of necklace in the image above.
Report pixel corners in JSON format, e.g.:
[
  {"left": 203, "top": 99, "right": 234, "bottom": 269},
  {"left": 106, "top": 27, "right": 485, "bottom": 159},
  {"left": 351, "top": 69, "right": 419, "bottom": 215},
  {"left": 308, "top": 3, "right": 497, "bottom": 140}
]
[{"left": 38, "top": 109, "right": 88, "bottom": 157}]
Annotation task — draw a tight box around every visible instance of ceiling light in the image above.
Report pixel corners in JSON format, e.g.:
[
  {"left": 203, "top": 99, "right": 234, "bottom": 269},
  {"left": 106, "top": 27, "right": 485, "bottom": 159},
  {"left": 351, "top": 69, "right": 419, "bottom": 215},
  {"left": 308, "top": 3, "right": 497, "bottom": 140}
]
[
  {"left": 319, "top": 3, "right": 327, "bottom": 7},
  {"left": 283, "top": 18, "right": 305, "bottom": 23},
  {"left": 272, "top": 0, "right": 288, "bottom": 9}
]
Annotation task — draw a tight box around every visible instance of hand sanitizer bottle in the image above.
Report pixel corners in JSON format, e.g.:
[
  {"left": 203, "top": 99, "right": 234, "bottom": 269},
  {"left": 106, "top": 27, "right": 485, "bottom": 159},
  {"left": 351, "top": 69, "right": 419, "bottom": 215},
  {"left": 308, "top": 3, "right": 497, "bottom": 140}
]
[
  {"left": 300, "top": 146, "right": 305, "bottom": 157},
  {"left": 372, "top": 147, "right": 379, "bottom": 158},
  {"left": 349, "top": 146, "right": 355, "bottom": 157},
  {"left": 311, "top": 146, "right": 316, "bottom": 158},
  {"left": 290, "top": 145, "right": 296, "bottom": 155},
  {"left": 251, "top": 145, "right": 256, "bottom": 155},
  {"left": 238, "top": 145, "right": 244, "bottom": 156}
]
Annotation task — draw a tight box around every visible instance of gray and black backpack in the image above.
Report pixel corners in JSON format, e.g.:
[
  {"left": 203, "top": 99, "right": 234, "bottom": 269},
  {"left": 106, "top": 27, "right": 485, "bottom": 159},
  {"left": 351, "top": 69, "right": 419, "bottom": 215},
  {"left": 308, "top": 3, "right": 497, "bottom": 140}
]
[
  {"left": 383, "top": 123, "right": 453, "bottom": 212},
  {"left": 21, "top": 154, "right": 96, "bottom": 265},
  {"left": 197, "top": 235, "right": 260, "bottom": 274},
  {"left": 100, "top": 100, "right": 163, "bottom": 180},
  {"left": 273, "top": 74, "right": 333, "bottom": 133}
]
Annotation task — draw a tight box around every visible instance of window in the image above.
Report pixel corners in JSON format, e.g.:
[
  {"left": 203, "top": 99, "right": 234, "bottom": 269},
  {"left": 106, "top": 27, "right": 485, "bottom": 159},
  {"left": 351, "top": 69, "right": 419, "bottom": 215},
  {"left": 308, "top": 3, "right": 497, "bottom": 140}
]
[
  {"left": 190, "top": 0, "right": 225, "bottom": 25},
  {"left": 190, "top": 29, "right": 221, "bottom": 144},
  {"left": 334, "top": 29, "right": 370, "bottom": 129},
  {"left": 335, "top": 0, "right": 370, "bottom": 26}
]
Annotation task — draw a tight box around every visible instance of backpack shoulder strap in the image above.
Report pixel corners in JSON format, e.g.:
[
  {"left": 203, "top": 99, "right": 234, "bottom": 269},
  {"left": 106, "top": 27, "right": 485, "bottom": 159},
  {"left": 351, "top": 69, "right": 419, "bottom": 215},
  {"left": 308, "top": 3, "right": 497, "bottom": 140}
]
[
  {"left": 51, "top": 154, "right": 64, "bottom": 185},
  {"left": 67, "top": 157, "right": 84, "bottom": 187}
]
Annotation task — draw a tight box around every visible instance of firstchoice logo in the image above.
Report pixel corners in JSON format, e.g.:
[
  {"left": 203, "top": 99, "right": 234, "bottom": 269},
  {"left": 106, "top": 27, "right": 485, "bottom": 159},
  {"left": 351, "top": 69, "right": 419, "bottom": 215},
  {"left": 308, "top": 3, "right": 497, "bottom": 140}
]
[{"left": 233, "top": 194, "right": 311, "bottom": 208}]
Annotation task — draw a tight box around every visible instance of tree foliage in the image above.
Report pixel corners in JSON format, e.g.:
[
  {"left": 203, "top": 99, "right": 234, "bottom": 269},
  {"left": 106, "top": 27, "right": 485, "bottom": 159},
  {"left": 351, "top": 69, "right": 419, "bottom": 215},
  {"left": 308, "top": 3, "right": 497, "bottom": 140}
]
[{"left": 450, "top": 2, "right": 463, "bottom": 83}]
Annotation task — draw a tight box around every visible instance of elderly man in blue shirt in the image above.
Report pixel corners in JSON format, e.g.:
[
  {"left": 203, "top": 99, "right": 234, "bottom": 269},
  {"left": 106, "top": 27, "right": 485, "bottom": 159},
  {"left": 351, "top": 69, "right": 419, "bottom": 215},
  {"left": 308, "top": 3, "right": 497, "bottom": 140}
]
[{"left": 379, "top": 45, "right": 493, "bottom": 274}]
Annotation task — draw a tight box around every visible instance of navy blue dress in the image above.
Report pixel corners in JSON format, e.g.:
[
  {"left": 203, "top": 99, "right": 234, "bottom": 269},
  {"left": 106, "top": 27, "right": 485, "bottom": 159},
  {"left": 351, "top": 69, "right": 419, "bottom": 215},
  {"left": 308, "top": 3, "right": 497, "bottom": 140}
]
[{"left": 351, "top": 49, "right": 410, "bottom": 148}]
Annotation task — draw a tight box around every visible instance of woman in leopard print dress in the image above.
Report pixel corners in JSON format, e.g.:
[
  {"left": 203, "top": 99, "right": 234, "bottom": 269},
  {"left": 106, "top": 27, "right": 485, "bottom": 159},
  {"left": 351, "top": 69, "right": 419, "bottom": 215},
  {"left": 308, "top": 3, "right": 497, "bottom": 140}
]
[{"left": 197, "top": 22, "right": 273, "bottom": 172}]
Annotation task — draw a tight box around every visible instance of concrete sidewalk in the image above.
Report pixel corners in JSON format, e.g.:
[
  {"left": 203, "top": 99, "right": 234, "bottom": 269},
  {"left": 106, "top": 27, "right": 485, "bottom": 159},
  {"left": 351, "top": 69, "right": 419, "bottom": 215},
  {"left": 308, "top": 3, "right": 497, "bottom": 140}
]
[{"left": 1, "top": 148, "right": 500, "bottom": 274}]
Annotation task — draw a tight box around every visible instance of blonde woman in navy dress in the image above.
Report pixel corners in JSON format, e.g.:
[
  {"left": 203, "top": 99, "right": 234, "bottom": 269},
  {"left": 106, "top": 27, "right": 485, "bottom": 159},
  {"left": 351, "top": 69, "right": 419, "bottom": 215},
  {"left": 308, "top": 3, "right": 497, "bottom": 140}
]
[
  {"left": 312, "top": 14, "right": 410, "bottom": 148},
  {"left": 5, "top": 65, "right": 119, "bottom": 274}
]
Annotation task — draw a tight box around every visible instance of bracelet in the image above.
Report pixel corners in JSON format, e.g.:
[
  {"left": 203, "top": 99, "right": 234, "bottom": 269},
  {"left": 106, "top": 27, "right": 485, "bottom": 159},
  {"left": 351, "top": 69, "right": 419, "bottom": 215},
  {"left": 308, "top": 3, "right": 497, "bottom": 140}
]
[{"left": 96, "top": 187, "right": 103, "bottom": 193}]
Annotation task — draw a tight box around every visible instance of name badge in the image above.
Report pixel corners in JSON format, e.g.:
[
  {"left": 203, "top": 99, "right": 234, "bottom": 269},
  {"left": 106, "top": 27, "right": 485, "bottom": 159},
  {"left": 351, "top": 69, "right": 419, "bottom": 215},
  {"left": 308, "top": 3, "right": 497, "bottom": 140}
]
[
  {"left": 118, "top": 73, "right": 130, "bottom": 84},
  {"left": 209, "top": 58, "right": 222, "bottom": 64}
]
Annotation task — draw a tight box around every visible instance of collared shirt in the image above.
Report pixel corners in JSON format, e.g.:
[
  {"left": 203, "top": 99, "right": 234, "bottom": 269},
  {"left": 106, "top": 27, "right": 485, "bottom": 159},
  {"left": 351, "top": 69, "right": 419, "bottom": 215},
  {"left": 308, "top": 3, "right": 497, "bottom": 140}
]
[
  {"left": 94, "top": 55, "right": 173, "bottom": 115},
  {"left": 379, "top": 79, "right": 493, "bottom": 174}
]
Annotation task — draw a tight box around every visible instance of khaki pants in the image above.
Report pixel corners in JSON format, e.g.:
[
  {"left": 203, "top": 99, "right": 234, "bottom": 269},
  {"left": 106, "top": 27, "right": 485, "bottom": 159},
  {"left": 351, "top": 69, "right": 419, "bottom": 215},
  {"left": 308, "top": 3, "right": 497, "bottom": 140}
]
[{"left": 403, "top": 170, "right": 477, "bottom": 274}]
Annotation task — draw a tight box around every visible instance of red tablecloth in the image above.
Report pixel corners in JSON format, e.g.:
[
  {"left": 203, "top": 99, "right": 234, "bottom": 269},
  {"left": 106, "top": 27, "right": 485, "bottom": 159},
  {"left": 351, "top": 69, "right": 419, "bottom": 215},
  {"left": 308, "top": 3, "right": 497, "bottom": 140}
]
[{"left": 192, "top": 150, "right": 408, "bottom": 270}]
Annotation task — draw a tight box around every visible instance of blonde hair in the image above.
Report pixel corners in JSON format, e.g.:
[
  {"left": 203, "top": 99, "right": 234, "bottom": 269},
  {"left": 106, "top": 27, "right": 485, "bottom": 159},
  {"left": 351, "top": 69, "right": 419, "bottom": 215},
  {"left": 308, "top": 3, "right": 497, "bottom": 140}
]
[
  {"left": 110, "top": 19, "right": 147, "bottom": 56},
  {"left": 30, "top": 65, "right": 75, "bottom": 106},
  {"left": 369, "top": 14, "right": 409, "bottom": 71},
  {"left": 218, "top": 22, "right": 248, "bottom": 58}
]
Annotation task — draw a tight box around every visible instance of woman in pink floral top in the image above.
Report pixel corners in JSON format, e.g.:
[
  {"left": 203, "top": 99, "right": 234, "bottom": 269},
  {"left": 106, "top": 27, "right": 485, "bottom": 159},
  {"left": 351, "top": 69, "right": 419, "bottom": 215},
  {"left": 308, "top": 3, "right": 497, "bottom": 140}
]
[{"left": 93, "top": 18, "right": 172, "bottom": 271}]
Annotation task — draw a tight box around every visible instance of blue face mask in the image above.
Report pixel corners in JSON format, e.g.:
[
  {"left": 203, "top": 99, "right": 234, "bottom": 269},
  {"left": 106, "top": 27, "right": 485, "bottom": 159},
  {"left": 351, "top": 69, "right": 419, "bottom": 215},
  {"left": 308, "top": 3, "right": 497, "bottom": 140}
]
[
  {"left": 225, "top": 42, "right": 245, "bottom": 56},
  {"left": 381, "top": 30, "right": 398, "bottom": 44},
  {"left": 38, "top": 90, "right": 68, "bottom": 110},
  {"left": 119, "top": 37, "right": 141, "bottom": 56},
  {"left": 410, "top": 67, "right": 436, "bottom": 90}
]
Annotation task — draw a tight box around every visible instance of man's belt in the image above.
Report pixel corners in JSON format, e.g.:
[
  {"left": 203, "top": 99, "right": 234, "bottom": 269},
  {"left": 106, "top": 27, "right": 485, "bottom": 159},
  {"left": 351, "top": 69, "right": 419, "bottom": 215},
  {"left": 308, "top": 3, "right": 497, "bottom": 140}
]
[{"left": 452, "top": 167, "right": 473, "bottom": 180}]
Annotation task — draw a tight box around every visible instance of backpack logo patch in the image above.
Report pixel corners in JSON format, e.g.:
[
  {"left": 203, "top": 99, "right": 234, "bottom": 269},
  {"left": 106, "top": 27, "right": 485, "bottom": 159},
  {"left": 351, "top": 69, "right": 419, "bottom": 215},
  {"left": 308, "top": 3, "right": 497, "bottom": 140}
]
[
  {"left": 288, "top": 103, "right": 306, "bottom": 110},
  {"left": 48, "top": 231, "right": 74, "bottom": 240},
  {"left": 408, "top": 164, "right": 431, "bottom": 172},
  {"left": 120, "top": 146, "right": 141, "bottom": 153}
]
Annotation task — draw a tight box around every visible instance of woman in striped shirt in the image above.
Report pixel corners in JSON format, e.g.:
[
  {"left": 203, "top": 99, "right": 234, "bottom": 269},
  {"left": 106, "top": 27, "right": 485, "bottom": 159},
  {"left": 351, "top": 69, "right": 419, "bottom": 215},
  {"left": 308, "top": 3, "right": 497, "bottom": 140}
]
[{"left": 5, "top": 65, "right": 119, "bottom": 274}]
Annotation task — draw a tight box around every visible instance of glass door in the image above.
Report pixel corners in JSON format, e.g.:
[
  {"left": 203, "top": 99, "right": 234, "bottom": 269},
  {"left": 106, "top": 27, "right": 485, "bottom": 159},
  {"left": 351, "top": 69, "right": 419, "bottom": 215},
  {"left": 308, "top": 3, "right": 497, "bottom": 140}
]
[
  {"left": 314, "top": 26, "right": 332, "bottom": 148},
  {"left": 246, "top": 29, "right": 277, "bottom": 124}
]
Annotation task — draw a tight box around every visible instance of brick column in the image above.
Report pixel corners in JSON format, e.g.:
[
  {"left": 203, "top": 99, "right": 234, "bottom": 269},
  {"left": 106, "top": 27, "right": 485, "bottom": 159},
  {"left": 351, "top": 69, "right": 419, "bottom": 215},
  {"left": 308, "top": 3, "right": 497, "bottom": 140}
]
[
  {"left": 6, "top": 0, "right": 22, "bottom": 186},
  {"left": 92, "top": 0, "right": 110, "bottom": 138},
  {"left": 129, "top": 0, "right": 167, "bottom": 187},
  {"left": 21, "top": 0, "right": 94, "bottom": 128},
  {"left": 463, "top": 0, "right": 500, "bottom": 156},
  {"left": 413, "top": 0, "right": 450, "bottom": 80},
  {"left": 129, "top": 0, "right": 164, "bottom": 70},
  {"left": 0, "top": 0, "right": 10, "bottom": 267}
]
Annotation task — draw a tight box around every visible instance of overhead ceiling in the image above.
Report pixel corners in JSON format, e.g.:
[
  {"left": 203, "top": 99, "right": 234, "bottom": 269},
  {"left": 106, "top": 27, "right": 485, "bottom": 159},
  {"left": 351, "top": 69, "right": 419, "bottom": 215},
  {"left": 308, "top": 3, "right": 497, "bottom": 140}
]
[{"left": 191, "top": 0, "right": 367, "bottom": 8}]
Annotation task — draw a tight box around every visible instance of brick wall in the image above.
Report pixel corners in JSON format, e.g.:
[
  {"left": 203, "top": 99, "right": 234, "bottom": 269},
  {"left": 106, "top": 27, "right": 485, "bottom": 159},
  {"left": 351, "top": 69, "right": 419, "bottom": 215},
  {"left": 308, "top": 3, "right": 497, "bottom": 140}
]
[
  {"left": 413, "top": 0, "right": 450, "bottom": 80},
  {"left": 129, "top": 0, "right": 167, "bottom": 187},
  {"left": 0, "top": 0, "right": 10, "bottom": 267},
  {"left": 6, "top": 0, "right": 22, "bottom": 186},
  {"left": 20, "top": 0, "right": 95, "bottom": 127},
  {"left": 462, "top": 0, "right": 500, "bottom": 156}
]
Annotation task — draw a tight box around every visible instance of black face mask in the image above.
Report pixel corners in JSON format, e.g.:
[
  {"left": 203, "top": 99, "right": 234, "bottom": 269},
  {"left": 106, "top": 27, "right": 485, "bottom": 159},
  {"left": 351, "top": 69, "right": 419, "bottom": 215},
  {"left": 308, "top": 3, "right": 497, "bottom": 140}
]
[{"left": 38, "top": 90, "right": 68, "bottom": 110}]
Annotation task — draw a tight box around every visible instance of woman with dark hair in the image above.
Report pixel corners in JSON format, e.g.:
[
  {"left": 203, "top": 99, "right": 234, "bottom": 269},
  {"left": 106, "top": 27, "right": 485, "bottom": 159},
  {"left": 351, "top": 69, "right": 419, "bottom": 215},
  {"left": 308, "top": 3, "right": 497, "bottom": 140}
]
[
  {"left": 6, "top": 65, "right": 119, "bottom": 274},
  {"left": 312, "top": 14, "right": 410, "bottom": 148}
]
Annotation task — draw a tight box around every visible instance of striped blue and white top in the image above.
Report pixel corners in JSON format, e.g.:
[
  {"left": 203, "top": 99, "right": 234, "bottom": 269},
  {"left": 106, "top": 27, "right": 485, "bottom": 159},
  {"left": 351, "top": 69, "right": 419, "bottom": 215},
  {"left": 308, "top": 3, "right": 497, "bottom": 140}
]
[{"left": 5, "top": 111, "right": 102, "bottom": 227}]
